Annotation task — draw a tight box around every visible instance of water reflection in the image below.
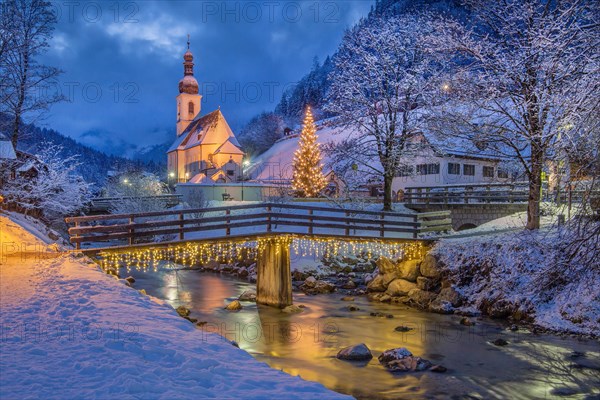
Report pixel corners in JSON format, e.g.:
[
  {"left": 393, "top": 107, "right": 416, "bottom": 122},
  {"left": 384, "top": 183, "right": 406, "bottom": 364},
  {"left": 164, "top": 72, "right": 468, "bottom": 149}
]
[{"left": 125, "top": 268, "right": 600, "bottom": 399}]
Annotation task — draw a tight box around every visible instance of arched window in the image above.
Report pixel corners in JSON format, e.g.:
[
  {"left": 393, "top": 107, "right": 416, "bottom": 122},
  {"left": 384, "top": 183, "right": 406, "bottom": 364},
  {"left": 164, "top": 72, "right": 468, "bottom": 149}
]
[{"left": 188, "top": 102, "right": 194, "bottom": 115}]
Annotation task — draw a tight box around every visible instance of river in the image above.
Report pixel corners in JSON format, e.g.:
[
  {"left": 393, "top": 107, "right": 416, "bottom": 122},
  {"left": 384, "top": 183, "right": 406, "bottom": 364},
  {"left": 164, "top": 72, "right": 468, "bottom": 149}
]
[{"left": 122, "top": 266, "right": 599, "bottom": 399}]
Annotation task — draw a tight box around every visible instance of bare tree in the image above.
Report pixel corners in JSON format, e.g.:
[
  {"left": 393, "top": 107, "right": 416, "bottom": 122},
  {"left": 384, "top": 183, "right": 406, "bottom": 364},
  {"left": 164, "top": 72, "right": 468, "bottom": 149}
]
[
  {"left": 0, "top": 0, "right": 63, "bottom": 148},
  {"left": 431, "top": 0, "right": 600, "bottom": 229},
  {"left": 326, "top": 14, "right": 442, "bottom": 211}
]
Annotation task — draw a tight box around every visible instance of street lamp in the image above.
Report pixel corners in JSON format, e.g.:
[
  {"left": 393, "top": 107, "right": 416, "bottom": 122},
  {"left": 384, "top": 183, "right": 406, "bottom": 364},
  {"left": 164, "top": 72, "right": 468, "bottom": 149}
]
[{"left": 241, "top": 159, "right": 250, "bottom": 201}]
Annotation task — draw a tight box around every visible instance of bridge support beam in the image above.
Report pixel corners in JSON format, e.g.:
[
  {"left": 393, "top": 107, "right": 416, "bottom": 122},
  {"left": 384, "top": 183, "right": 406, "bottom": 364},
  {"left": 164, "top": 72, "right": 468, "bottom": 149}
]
[{"left": 256, "top": 237, "right": 292, "bottom": 308}]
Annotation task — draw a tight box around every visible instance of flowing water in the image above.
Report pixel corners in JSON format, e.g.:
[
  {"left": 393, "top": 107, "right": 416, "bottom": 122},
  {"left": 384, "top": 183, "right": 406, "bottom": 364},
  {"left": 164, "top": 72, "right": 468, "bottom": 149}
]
[{"left": 124, "top": 266, "right": 600, "bottom": 399}]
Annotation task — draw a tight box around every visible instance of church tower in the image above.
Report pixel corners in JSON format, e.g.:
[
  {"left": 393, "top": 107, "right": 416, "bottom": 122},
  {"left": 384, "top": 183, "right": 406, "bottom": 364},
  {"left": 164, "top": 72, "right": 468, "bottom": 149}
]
[{"left": 176, "top": 36, "right": 202, "bottom": 136}]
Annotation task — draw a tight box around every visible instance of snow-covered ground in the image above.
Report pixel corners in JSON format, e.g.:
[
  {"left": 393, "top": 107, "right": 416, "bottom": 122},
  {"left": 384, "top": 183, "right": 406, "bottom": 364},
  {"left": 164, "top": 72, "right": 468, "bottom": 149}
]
[
  {"left": 433, "top": 225, "right": 600, "bottom": 335},
  {"left": 0, "top": 213, "right": 350, "bottom": 399}
]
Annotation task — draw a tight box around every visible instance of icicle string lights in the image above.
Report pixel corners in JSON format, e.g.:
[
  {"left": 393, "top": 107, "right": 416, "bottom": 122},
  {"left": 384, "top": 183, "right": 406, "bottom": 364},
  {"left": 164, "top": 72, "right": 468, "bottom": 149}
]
[{"left": 98, "top": 235, "right": 427, "bottom": 273}]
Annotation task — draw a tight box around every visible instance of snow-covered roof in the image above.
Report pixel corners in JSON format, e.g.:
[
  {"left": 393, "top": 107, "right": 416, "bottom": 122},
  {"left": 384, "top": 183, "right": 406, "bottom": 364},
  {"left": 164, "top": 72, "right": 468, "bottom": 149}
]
[
  {"left": 167, "top": 109, "right": 242, "bottom": 153},
  {"left": 0, "top": 137, "right": 16, "bottom": 160}
]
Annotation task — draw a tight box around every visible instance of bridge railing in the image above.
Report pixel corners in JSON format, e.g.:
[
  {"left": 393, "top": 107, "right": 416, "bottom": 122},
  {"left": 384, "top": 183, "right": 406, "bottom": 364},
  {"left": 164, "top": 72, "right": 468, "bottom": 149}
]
[
  {"left": 404, "top": 182, "right": 598, "bottom": 205},
  {"left": 65, "top": 203, "right": 452, "bottom": 250}
]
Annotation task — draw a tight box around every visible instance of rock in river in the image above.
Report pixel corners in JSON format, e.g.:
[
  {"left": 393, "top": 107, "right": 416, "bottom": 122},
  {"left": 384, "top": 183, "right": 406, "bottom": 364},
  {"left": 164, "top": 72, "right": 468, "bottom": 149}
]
[
  {"left": 224, "top": 300, "right": 242, "bottom": 311},
  {"left": 378, "top": 348, "right": 432, "bottom": 372},
  {"left": 336, "top": 343, "right": 373, "bottom": 361},
  {"left": 176, "top": 306, "right": 190, "bottom": 317},
  {"left": 238, "top": 290, "right": 257, "bottom": 302}
]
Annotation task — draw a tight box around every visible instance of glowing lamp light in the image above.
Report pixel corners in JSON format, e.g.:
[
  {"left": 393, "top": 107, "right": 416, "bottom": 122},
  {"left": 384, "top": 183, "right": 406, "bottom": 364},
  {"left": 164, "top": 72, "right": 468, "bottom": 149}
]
[{"left": 169, "top": 172, "right": 175, "bottom": 178}]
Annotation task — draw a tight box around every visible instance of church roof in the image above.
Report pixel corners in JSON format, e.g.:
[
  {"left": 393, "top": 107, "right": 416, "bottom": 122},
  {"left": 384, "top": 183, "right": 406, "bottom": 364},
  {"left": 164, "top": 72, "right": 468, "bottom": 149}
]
[
  {"left": 167, "top": 109, "right": 243, "bottom": 153},
  {"left": 214, "top": 138, "right": 244, "bottom": 155}
]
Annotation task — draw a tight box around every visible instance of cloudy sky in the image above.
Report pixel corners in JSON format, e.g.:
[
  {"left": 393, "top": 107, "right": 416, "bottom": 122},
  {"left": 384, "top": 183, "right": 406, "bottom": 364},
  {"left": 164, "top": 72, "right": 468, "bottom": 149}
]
[{"left": 40, "top": 0, "right": 373, "bottom": 156}]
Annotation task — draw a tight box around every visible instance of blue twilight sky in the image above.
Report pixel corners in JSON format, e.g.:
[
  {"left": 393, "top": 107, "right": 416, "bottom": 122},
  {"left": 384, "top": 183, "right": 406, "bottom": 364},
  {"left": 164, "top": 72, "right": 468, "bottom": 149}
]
[{"left": 39, "top": 0, "right": 373, "bottom": 156}]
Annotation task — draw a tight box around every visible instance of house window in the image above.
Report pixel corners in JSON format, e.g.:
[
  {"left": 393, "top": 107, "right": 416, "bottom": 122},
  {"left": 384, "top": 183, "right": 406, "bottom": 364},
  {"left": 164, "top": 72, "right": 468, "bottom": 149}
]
[
  {"left": 498, "top": 168, "right": 509, "bottom": 179},
  {"left": 448, "top": 162, "right": 460, "bottom": 175},
  {"left": 227, "top": 170, "right": 234, "bottom": 176},
  {"left": 396, "top": 165, "right": 414, "bottom": 177},
  {"left": 416, "top": 163, "right": 440, "bottom": 175},
  {"left": 483, "top": 166, "right": 494, "bottom": 178},
  {"left": 188, "top": 102, "right": 194, "bottom": 115},
  {"left": 463, "top": 164, "right": 475, "bottom": 176}
]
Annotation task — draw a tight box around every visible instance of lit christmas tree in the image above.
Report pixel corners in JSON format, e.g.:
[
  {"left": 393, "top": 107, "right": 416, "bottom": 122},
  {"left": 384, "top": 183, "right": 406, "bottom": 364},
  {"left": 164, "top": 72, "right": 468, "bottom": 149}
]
[{"left": 292, "top": 107, "right": 327, "bottom": 197}]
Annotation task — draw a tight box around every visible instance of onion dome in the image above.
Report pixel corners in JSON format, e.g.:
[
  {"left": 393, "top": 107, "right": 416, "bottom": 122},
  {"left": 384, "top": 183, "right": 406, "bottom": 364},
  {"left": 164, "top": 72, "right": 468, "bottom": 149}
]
[
  {"left": 179, "top": 75, "right": 199, "bottom": 94},
  {"left": 179, "top": 35, "right": 198, "bottom": 94}
]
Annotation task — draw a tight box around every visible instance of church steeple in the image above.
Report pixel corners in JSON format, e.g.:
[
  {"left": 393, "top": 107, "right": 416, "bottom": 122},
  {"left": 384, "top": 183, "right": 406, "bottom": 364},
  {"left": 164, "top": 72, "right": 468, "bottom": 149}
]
[
  {"left": 176, "top": 35, "right": 202, "bottom": 136},
  {"left": 179, "top": 34, "right": 199, "bottom": 95}
]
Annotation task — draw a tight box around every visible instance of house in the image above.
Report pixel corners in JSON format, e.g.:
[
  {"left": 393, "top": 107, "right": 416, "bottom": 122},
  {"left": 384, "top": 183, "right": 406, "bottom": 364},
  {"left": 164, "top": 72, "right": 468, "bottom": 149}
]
[
  {"left": 167, "top": 39, "right": 244, "bottom": 184},
  {"left": 392, "top": 132, "right": 519, "bottom": 196}
]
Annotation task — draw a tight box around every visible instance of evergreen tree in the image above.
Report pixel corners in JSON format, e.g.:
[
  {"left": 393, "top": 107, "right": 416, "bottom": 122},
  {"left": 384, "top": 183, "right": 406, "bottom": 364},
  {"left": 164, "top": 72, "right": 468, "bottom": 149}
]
[{"left": 292, "top": 107, "right": 326, "bottom": 197}]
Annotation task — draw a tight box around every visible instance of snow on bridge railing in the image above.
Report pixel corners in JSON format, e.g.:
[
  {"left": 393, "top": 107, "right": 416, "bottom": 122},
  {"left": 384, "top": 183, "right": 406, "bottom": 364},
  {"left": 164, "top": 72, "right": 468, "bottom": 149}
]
[{"left": 65, "top": 202, "right": 451, "bottom": 250}]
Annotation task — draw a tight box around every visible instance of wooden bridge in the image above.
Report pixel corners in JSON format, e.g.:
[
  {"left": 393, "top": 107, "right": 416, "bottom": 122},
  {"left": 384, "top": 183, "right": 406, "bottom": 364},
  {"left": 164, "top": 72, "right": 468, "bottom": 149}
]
[{"left": 65, "top": 203, "right": 450, "bottom": 308}]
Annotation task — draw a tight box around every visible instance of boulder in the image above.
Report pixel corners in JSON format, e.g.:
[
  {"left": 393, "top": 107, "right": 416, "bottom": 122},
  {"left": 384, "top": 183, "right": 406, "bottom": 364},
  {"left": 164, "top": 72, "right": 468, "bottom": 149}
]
[
  {"left": 459, "top": 317, "right": 475, "bottom": 326},
  {"left": 238, "top": 290, "right": 257, "bottom": 302},
  {"left": 303, "top": 276, "right": 317, "bottom": 288},
  {"left": 341, "top": 296, "right": 355, "bottom": 302},
  {"left": 485, "top": 300, "right": 516, "bottom": 319},
  {"left": 492, "top": 338, "right": 508, "bottom": 346},
  {"left": 408, "top": 288, "right": 436, "bottom": 307},
  {"left": 378, "top": 348, "right": 432, "bottom": 372},
  {"left": 367, "top": 275, "right": 387, "bottom": 292},
  {"left": 124, "top": 276, "right": 136, "bottom": 284},
  {"left": 437, "top": 287, "right": 463, "bottom": 307},
  {"left": 224, "top": 300, "right": 242, "bottom": 311},
  {"left": 386, "top": 279, "right": 417, "bottom": 297},
  {"left": 368, "top": 292, "right": 391, "bottom": 302},
  {"left": 430, "top": 365, "right": 447, "bottom": 373},
  {"left": 429, "top": 299, "right": 454, "bottom": 314},
  {"left": 397, "top": 260, "right": 421, "bottom": 282},
  {"left": 176, "top": 306, "right": 190, "bottom": 317},
  {"left": 420, "top": 254, "right": 442, "bottom": 279},
  {"left": 416, "top": 276, "right": 435, "bottom": 291},
  {"left": 376, "top": 257, "right": 396, "bottom": 275},
  {"left": 394, "top": 326, "right": 414, "bottom": 332},
  {"left": 292, "top": 270, "right": 308, "bottom": 281},
  {"left": 237, "top": 267, "right": 249, "bottom": 278},
  {"left": 381, "top": 272, "right": 399, "bottom": 286},
  {"left": 281, "top": 305, "right": 303, "bottom": 313},
  {"left": 336, "top": 343, "right": 373, "bottom": 361},
  {"left": 347, "top": 305, "right": 360, "bottom": 311},
  {"left": 341, "top": 280, "right": 356, "bottom": 289},
  {"left": 302, "top": 280, "right": 335, "bottom": 295}
]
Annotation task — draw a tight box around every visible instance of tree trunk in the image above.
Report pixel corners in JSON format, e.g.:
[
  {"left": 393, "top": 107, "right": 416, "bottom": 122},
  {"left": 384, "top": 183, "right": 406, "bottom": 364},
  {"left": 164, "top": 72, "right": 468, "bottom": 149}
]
[
  {"left": 526, "top": 147, "right": 544, "bottom": 230},
  {"left": 383, "top": 173, "right": 393, "bottom": 211}
]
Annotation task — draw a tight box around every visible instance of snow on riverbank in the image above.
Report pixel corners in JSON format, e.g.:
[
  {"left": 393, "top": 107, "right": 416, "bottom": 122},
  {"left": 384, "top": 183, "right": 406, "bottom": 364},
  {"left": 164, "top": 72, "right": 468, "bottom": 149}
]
[
  {"left": 0, "top": 213, "right": 350, "bottom": 399},
  {"left": 432, "top": 227, "right": 600, "bottom": 336}
]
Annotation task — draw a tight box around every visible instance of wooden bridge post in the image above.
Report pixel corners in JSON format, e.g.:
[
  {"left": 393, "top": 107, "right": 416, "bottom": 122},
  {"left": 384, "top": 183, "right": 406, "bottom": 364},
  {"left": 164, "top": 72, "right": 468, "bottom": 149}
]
[
  {"left": 413, "top": 214, "right": 419, "bottom": 239},
  {"left": 256, "top": 237, "right": 292, "bottom": 308},
  {"left": 179, "top": 212, "right": 184, "bottom": 240},
  {"left": 225, "top": 209, "right": 231, "bottom": 236},
  {"left": 128, "top": 215, "right": 135, "bottom": 246},
  {"left": 380, "top": 213, "right": 385, "bottom": 237},
  {"left": 345, "top": 211, "right": 350, "bottom": 236},
  {"left": 266, "top": 205, "right": 272, "bottom": 232},
  {"left": 74, "top": 221, "right": 81, "bottom": 250},
  {"left": 308, "top": 209, "right": 313, "bottom": 235}
]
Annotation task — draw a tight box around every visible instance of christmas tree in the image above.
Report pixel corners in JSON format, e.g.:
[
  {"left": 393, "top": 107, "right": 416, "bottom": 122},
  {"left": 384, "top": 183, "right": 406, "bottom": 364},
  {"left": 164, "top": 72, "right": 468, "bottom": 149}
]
[{"left": 292, "top": 107, "right": 327, "bottom": 197}]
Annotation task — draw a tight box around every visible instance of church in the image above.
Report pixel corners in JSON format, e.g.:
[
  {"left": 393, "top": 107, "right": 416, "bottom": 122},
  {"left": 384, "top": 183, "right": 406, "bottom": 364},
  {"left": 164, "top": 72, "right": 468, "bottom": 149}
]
[{"left": 167, "top": 40, "right": 244, "bottom": 184}]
